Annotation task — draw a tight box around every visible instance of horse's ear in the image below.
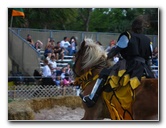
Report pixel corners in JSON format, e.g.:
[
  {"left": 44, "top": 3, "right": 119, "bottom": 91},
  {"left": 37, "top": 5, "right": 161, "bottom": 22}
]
[{"left": 81, "top": 40, "right": 86, "bottom": 48}]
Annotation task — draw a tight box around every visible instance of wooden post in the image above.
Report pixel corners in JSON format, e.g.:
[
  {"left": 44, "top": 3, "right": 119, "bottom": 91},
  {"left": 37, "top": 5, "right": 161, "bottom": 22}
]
[
  {"left": 63, "top": 87, "right": 66, "bottom": 96},
  {"left": 10, "top": 16, "right": 13, "bottom": 28}
]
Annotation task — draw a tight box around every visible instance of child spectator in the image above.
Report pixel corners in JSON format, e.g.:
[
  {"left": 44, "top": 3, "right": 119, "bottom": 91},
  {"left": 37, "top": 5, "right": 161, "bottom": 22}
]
[
  {"left": 62, "top": 74, "right": 71, "bottom": 86},
  {"left": 55, "top": 75, "right": 61, "bottom": 86}
]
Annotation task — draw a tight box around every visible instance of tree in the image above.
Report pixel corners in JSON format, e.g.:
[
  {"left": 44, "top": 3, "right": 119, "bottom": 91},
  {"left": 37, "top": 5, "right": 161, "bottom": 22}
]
[
  {"left": 27, "top": 8, "right": 78, "bottom": 30},
  {"left": 77, "top": 8, "right": 93, "bottom": 31},
  {"left": 8, "top": 8, "right": 78, "bottom": 29},
  {"left": 89, "top": 8, "right": 111, "bottom": 32},
  {"left": 8, "top": 8, "right": 158, "bottom": 34}
]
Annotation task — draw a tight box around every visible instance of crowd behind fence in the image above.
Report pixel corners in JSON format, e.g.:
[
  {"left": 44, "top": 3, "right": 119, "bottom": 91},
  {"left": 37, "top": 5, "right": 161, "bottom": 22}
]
[
  {"left": 9, "top": 28, "right": 158, "bottom": 76},
  {"left": 8, "top": 28, "right": 158, "bottom": 102}
]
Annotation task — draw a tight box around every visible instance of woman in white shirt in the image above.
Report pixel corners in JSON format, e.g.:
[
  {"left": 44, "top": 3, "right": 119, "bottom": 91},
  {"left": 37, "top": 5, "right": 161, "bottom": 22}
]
[
  {"left": 49, "top": 55, "right": 57, "bottom": 74},
  {"left": 42, "top": 59, "right": 52, "bottom": 77}
]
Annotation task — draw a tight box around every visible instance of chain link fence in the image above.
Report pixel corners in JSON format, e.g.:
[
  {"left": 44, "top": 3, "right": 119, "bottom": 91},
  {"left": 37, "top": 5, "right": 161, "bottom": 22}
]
[{"left": 8, "top": 84, "right": 80, "bottom": 102}]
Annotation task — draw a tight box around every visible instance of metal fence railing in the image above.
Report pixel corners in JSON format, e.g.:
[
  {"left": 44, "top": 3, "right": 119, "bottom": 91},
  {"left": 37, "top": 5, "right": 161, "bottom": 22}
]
[
  {"left": 12, "top": 28, "right": 158, "bottom": 50},
  {"left": 8, "top": 28, "right": 41, "bottom": 76},
  {"left": 8, "top": 28, "right": 158, "bottom": 77}
]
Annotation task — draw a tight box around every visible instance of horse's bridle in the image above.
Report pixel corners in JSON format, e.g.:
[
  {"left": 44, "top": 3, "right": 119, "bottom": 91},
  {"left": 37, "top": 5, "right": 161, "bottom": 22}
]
[
  {"left": 74, "top": 67, "right": 99, "bottom": 90},
  {"left": 72, "top": 42, "right": 107, "bottom": 91},
  {"left": 73, "top": 56, "right": 81, "bottom": 77}
]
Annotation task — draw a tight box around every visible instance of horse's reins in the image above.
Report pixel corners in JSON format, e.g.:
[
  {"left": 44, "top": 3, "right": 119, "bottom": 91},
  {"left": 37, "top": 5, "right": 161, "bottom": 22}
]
[
  {"left": 74, "top": 67, "right": 99, "bottom": 91},
  {"left": 74, "top": 60, "right": 108, "bottom": 94}
]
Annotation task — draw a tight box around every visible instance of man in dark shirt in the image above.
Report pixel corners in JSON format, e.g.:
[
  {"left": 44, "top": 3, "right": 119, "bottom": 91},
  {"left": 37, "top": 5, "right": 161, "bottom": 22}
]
[{"left": 54, "top": 41, "right": 64, "bottom": 61}]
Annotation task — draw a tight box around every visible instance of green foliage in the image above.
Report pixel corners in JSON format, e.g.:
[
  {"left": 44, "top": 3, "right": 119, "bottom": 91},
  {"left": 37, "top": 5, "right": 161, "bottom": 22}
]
[{"left": 8, "top": 8, "right": 158, "bottom": 34}]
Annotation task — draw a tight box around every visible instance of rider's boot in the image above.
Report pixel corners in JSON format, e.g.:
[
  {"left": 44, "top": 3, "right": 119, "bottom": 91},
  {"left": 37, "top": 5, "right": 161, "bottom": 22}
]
[{"left": 81, "top": 78, "right": 107, "bottom": 107}]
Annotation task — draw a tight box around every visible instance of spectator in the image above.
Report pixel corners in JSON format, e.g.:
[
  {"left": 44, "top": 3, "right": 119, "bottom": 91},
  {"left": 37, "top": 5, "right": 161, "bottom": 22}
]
[
  {"left": 55, "top": 75, "right": 62, "bottom": 86},
  {"left": 48, "top": 63, "right": 53, "bottom": 74},
  {"left": 45, "top": 38, "right": 50, "bottom": 49},
  {"left": 42, "top": 59, "right": 52, "bottom": 77},
  {"left": 69, "top": 36, "right": 77, "bottom": 56},
  {"left": 105, "top": 40, "right": 119, "bottom": 64},
  {"left": 49, "top": 55, "right": 57, "bottom": 74},
  {"left": 60, "top": 37, "right": 72, "bottom": 55},
  {"left": 44, "top": 43, "right": 53, "bottom": 58},
  {"left": 60, "top": 66, "right": 73, "bottom": 86},
  {"left": 105, "top": 40, "right": 116, "bottom": 53},
  {"left": 41, "top": 59, "right": 55, "bottom": 86},
  {"left": 65, "top": 64, "right": 72, "bottom": 75},
  {"left": 152, "top": 46, "right": 158, "bottom": 66},
  {"left": 62, "top": 74, "right": 71, "bottom": 86},
  {"left": 49, "top": 38, "right": 55, "bottom": 49},
  {"left": 65, "top": 63, "right": 74, "bottom": 84},
  {"left": 34, "top": 40, "right": 43, "bottom": 52},
  {"left": 60, "top": 67, "right": 66, "bottom": 80},
  {"left": 46, "top": 52, "right": 52, "bottom": 61},
  {"left": 56, "top": 67, "right": 62, "bottom": 76},
  {"left": 26, "top": 34, "right": 34, "bottom": 47},
  {"left": 54, "top": 41, "right": 64, "bottom": 61}
]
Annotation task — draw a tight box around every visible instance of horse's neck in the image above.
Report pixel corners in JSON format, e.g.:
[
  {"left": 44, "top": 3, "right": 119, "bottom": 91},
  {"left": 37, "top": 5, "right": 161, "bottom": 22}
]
[{"left": 87, "top": 61, "right": 108, "bottom": 77}]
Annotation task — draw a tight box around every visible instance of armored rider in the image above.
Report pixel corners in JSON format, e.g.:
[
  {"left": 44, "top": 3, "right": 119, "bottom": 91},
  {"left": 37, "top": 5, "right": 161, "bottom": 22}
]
[{"left": 82, "top": 15, "right": 155, "bottom": 107}]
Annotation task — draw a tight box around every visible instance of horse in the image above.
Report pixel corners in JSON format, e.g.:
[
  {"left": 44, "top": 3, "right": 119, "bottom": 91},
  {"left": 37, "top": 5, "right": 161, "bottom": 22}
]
[{"left": 73, "top": 38, "right": 158, "bottom": 120}]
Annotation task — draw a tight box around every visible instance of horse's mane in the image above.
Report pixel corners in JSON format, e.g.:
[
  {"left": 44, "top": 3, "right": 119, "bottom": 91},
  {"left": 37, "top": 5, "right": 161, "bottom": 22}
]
[{"left": 81, "top": 38, "right": 108, "bottom": 69}]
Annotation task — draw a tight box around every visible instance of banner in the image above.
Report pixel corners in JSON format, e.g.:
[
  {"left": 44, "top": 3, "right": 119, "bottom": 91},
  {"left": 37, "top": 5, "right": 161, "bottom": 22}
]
[{"left": 12, "top": 8, "right": 25, "bottom": 17}]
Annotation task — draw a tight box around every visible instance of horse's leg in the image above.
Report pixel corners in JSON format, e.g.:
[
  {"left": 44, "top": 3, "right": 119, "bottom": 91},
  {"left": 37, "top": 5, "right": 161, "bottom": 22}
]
[{"left": 132, "top": 78, "right": 158, "bottom": 120}]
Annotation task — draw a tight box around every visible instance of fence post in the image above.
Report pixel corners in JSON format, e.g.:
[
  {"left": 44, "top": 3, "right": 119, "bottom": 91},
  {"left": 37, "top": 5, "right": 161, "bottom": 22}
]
[
  {"left": 63, "top": 86, "right": 66, "bottom": 96},
  {"left": 50, "top": 30, "right": 52, "bottom": 38},
  {"left": 81, "top": 32, "right": 85, "bottom": 41},
  {"left": 96, "top": 32, "right": 99, "bottom": 41}
]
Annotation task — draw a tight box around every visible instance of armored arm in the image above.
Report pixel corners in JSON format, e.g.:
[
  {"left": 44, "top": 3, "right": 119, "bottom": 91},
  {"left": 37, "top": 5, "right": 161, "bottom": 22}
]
[{"left": 107, "top": 46, "right": 122, "bottom": 59}]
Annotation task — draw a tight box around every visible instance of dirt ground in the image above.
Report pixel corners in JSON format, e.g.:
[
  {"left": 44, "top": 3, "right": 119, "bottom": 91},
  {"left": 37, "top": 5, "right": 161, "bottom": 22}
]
[
  {"left": 34, "top": 105, "right": 111, "bottom": 121},
  {"left": 34, "top": 105, "right": 84, "bottom": 120}
]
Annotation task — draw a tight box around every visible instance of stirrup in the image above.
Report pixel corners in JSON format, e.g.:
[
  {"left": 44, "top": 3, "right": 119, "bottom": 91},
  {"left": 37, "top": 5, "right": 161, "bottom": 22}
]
[{"left": 82, "top": 95, "right": 95, "bottom": 108}]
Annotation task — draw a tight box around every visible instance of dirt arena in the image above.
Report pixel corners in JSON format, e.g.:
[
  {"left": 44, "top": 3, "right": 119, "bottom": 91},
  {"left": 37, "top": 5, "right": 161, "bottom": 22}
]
[
  {"left": 34, "top": 105, "right": 84, "bottom": 120},
  {"left": 8, "top": 96, "right": 111, "bottom": 121},
  {"left": 8, "top": 96, "right": 83, "bottom": 120}
]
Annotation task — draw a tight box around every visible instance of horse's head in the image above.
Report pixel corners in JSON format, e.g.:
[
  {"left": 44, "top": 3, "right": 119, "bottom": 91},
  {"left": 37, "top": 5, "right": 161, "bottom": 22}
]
[{"left": 73, "top": 38, "right": 107, "bottom": 77}]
